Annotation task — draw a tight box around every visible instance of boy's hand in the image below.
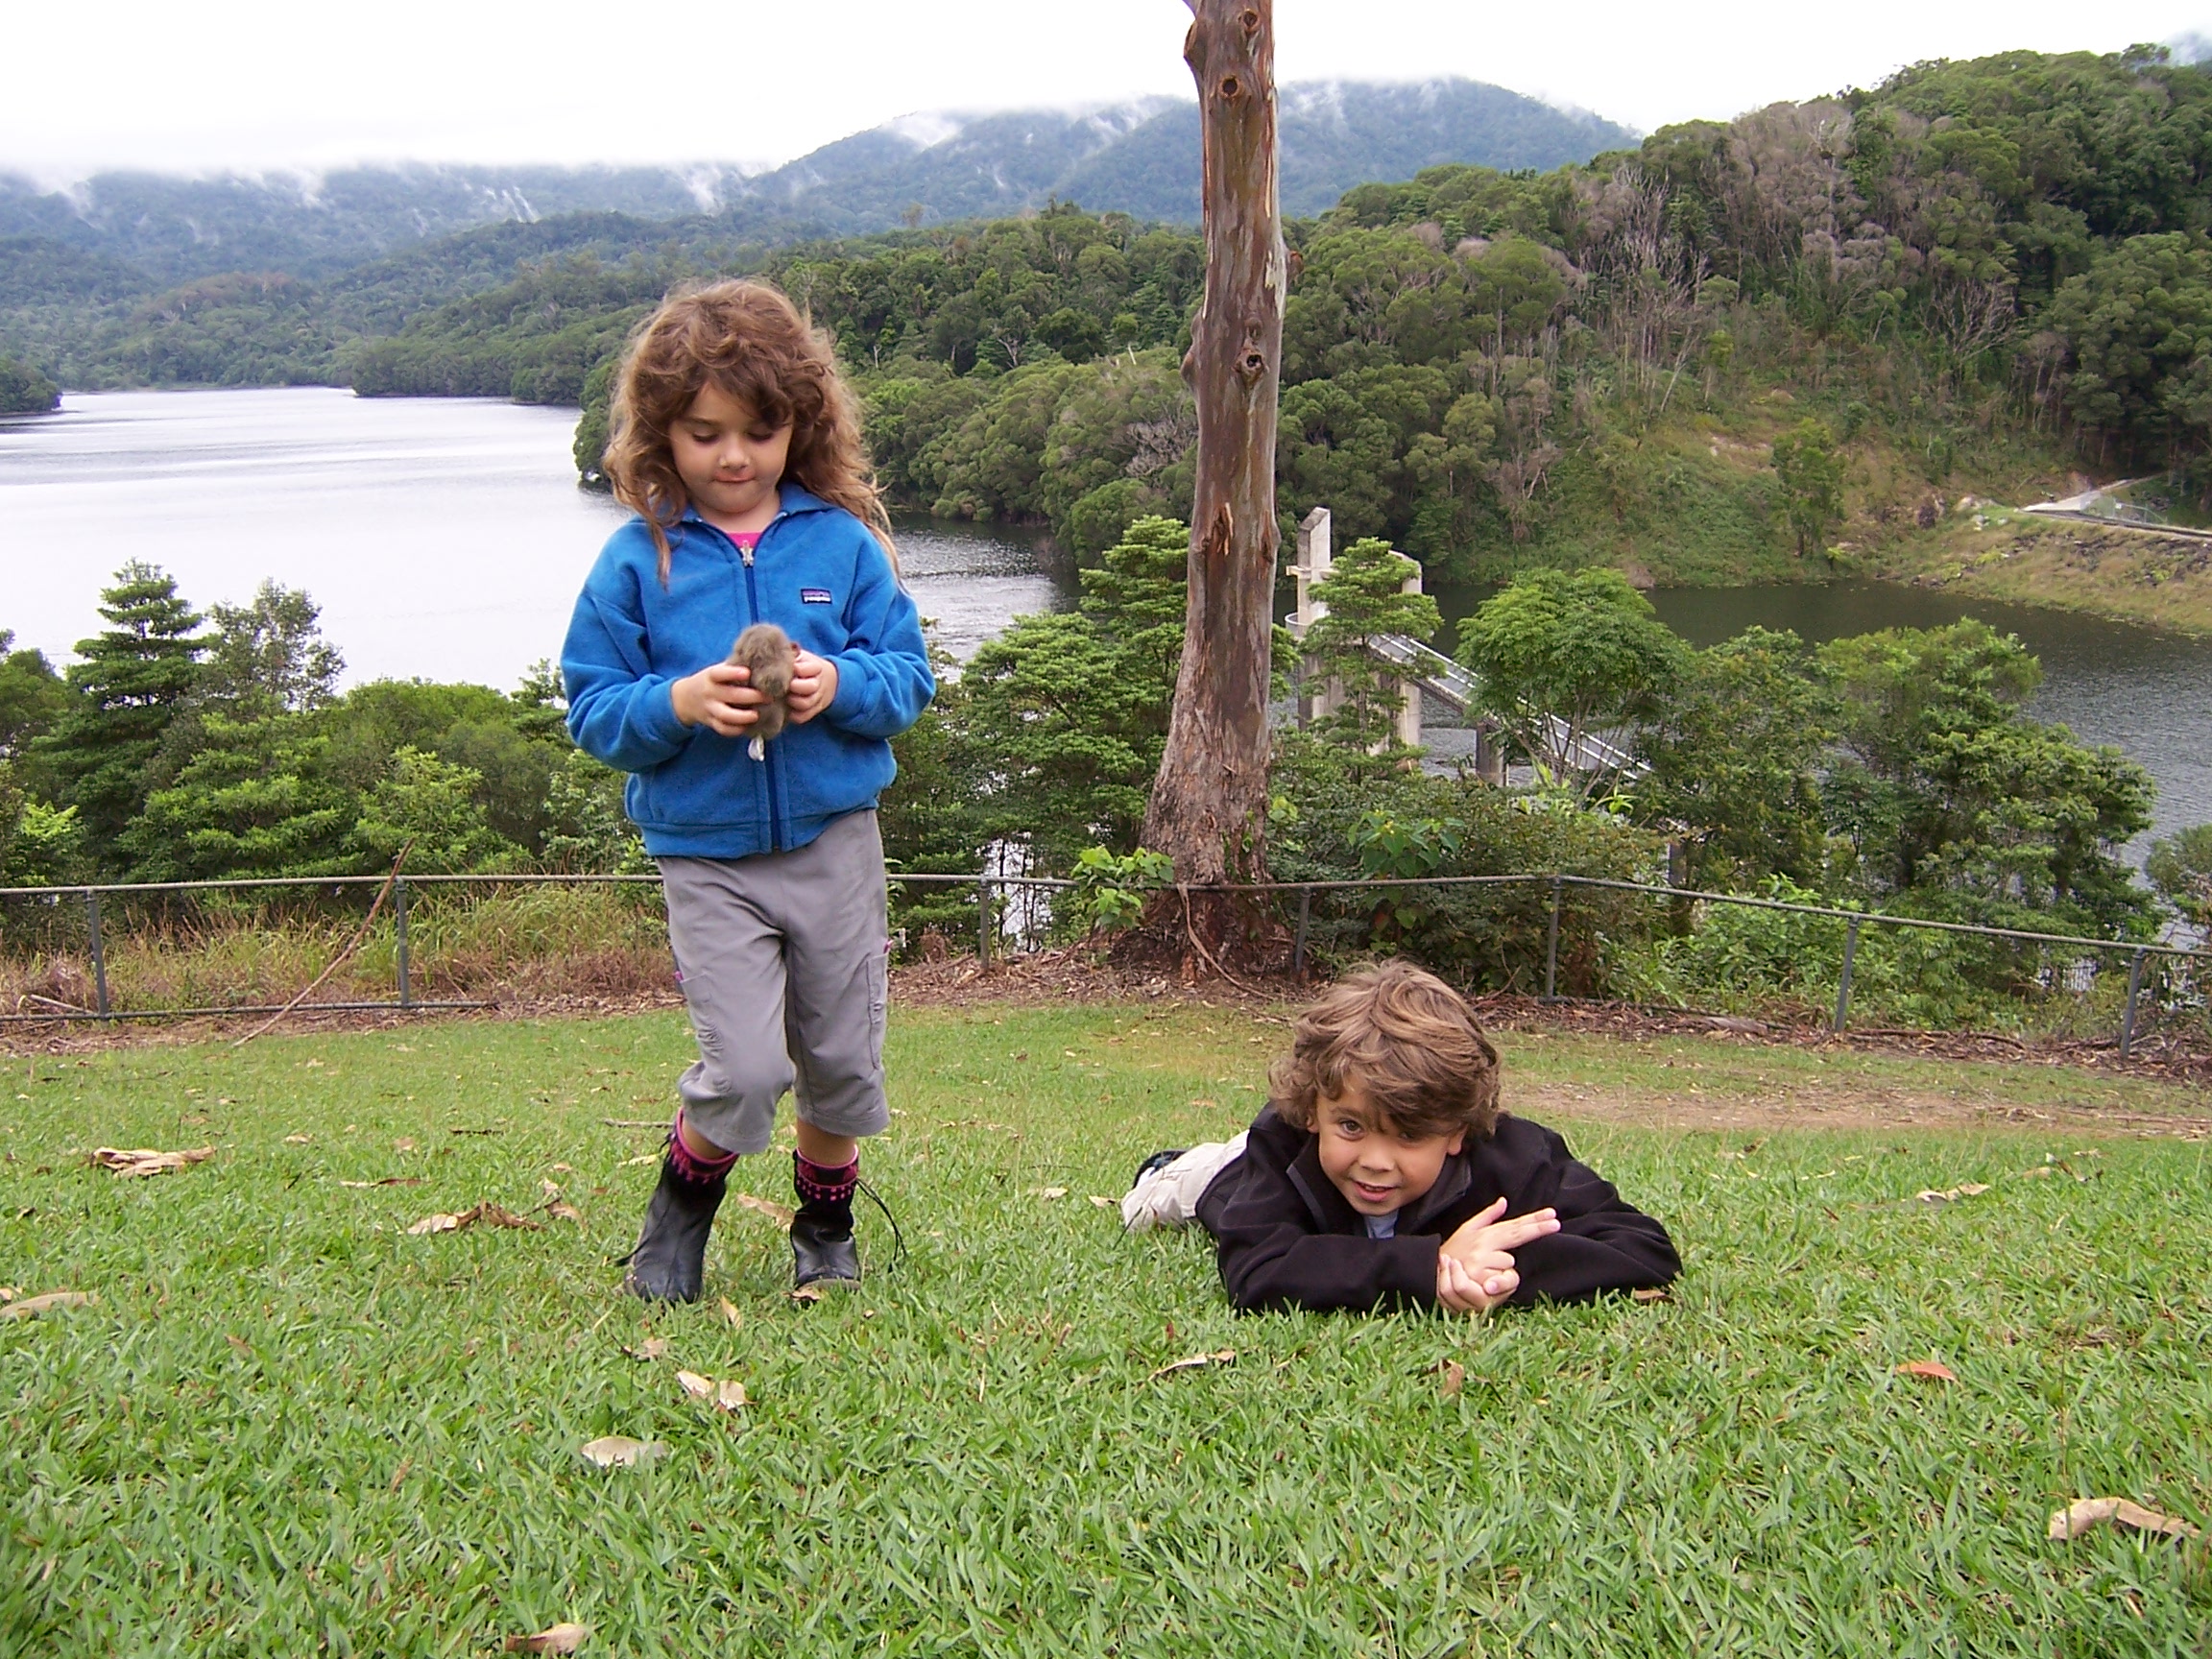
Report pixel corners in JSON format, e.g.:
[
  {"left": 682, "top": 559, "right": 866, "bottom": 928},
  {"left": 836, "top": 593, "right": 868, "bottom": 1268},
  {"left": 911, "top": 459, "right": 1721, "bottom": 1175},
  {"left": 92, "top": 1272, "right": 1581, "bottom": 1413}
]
[
  {"left": 785, "top": 651, "right": 838, "bottom": 724},
  {"left": 1436, "top": 1250, "right": 1520, "bottom": 1314},
  {"left": 672, "top": 663, "right": 767, "bottom": 735},
  {"left": 1441, "top": 1197, "right": 1560, "bottom": 1272}
]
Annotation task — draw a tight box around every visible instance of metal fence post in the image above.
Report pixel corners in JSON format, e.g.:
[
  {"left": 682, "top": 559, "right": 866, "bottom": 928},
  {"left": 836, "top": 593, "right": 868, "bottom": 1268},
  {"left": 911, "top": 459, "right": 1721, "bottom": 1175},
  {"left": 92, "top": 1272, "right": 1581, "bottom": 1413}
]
[
  {"left": 2119, "top": 947, "right": 2150, "bottom": 1060},
  {"left": 1543, "top": 875, "right": 1563, "bottom": 1001},
  {"left": 1833, "top": 916, "right": 1862, "bottom": 1033},
  {"left": 395, "top": 878, "right": 412, "bottom": 1009},
  {"left": 976, "top": 875, "right": 993, "bottom": 965},
  {"left": 84, "top": 890, "right": 111, "bottom": 1018},
  {"left": 1292, "top": 887, "right": 1312, "bottom": 978}
]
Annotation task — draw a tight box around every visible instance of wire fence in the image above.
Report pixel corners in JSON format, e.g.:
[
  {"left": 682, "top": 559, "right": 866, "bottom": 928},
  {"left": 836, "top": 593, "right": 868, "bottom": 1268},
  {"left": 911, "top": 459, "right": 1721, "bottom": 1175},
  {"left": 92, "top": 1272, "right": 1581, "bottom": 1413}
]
[{"left": 2, "top": 868, "right": 2206, "bottom": 1056}]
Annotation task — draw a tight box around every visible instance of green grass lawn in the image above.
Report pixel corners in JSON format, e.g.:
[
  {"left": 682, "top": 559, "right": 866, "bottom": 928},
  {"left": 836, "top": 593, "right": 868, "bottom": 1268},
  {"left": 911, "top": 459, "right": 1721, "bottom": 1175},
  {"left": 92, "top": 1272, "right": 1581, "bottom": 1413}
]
[{"left": 3, "top": 1006, "right": 2209, "bottom": 1657}]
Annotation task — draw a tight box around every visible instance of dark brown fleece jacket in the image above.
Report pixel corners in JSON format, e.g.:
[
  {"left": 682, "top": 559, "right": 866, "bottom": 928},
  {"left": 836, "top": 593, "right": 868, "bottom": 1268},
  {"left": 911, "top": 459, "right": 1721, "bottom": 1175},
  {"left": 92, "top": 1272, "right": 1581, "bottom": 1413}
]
[{"left": 1194, "top": 1105, "right": 1680, "bottom": 1314}]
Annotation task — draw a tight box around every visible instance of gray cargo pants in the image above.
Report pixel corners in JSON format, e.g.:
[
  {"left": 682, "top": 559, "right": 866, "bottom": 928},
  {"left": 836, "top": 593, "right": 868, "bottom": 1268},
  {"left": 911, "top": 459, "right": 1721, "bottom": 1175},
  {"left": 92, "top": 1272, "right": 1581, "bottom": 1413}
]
[{"left": 658, "top": 809, "right": 891, "bottom": 1156}]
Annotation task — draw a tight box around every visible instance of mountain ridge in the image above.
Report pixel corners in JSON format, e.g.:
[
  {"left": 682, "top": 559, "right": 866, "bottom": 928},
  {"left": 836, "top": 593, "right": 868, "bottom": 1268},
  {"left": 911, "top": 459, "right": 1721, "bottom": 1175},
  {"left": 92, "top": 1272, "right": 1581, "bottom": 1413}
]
[{"left": 0, "top": 79, "right": 1634, "bottom": 288}]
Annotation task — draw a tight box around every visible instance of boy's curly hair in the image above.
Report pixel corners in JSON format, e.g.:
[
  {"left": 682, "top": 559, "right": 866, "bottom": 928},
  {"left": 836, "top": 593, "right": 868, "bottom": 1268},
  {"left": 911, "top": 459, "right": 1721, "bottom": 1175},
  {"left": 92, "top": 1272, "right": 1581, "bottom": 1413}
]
[
  {"left": 1270, "top": 961, "right": 1502, "bottom": 1140},
  {"left": 602, "top": 278, "right": 896, "bottom": 584}
]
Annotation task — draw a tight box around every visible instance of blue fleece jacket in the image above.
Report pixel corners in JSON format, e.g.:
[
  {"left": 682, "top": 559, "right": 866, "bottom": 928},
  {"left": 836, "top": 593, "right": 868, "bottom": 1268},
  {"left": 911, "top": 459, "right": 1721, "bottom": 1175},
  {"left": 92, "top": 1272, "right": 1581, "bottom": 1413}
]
[{"left": 561, "top": 487, "right": 935, "bottom": 859}]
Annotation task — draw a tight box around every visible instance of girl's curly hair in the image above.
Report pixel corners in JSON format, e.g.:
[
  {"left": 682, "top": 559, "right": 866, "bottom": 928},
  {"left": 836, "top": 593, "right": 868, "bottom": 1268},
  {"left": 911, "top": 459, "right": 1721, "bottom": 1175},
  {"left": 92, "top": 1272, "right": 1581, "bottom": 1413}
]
[
  {"left": 602, "top": 278, "right": 897, "bottom": 584},
  {"left": 1270, "top": 961, "right": 1502, "bottom": 1140}
]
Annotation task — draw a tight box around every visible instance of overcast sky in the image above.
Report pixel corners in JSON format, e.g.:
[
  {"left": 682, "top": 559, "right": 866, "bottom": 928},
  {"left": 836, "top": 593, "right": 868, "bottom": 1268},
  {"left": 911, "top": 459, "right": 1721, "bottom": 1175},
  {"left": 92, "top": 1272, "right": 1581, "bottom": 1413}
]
[{"left": 5, "top": 0, "right": 2208, "bottom": 183}]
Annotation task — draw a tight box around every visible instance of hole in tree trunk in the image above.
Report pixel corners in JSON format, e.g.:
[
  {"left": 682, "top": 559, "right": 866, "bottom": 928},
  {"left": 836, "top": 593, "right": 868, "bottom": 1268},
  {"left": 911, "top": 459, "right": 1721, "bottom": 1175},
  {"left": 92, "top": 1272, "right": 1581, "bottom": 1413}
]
[{"left": 1219, "top": 75, "right": 1241, "bottom": 98}]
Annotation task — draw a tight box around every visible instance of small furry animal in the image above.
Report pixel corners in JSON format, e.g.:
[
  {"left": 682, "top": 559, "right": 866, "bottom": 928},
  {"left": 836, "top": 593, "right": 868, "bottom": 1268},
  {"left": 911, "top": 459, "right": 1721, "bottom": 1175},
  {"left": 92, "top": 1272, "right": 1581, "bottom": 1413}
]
[{"left": 728, "top": 622, "right": 798, "bottom": 760}]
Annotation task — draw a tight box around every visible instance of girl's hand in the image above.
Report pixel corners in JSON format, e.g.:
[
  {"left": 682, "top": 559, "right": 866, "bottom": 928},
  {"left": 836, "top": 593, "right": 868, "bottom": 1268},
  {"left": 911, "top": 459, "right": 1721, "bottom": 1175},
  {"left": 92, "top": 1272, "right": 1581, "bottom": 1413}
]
[
  {"left": 672, "top": 662, "right": 767, "bottom": 735},
  {"left": 785, "top": 650, "right": 838, "bottom": 724},
  {"left": 1437, "top": 1250, "right": 1520, "bottom": 1314},
  {"left": 1441, "top": 1197, "right": 1559, "bottom": 1272}
]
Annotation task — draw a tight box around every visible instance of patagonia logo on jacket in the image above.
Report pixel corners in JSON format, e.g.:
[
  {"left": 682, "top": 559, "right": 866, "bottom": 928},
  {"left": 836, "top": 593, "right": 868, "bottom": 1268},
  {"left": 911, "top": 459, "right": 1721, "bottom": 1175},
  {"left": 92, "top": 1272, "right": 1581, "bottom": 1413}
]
[{"left": 801, "top": 588, "right": 834, "bottom": 605}]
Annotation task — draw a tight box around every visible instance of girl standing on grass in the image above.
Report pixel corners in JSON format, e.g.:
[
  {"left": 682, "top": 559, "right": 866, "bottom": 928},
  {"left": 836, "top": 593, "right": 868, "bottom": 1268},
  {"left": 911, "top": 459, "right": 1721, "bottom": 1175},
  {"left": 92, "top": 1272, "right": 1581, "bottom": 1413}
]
[{"left": 561, "top": 280, "right": 933, "bottom": 1300}]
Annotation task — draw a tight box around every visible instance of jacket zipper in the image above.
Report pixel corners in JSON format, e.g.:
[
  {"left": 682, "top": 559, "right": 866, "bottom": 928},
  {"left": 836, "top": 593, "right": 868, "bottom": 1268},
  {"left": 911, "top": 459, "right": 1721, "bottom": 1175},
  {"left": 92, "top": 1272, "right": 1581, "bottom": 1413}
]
[{"left": 736, "top": 515, "right": 788, "bottom": 853}]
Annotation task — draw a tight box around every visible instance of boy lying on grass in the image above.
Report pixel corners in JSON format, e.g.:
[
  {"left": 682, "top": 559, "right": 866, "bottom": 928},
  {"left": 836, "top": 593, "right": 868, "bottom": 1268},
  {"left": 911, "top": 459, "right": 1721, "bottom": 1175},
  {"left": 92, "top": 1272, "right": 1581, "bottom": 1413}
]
[{"left": 1124, "top": 962, "right": 1680, "bottom": 1314}]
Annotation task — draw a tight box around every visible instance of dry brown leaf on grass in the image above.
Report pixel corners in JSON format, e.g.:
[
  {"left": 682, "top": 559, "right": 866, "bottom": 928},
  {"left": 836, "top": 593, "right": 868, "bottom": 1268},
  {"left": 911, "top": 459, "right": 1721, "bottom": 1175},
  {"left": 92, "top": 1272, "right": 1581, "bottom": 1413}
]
[
  {"left": 547, "top": 1202, "right": 584, "bottom": 1224},
  {"left": 578, "top": 1436, "right": 666, "bottom": 1469},
  {"left": 1896, "top": 1359, "right": 1959, "bottom": 1382},
  {"left": 1150, "top": 1349, "right": 1236, "bottom": 1380},
  {"left": 789, "top": 1284, "right": 829, "bottom": 1305},
  {"left": 720, "top": 1298, "right": 742, "bottom": 1330},
  {"left": 0, "top": 1290, "right": 93, "bottom": 1320},
  {"left": 2048, "top": 1498, "right": 2202, "bottom": 1541},
  {"left": 405, "top": 1203, "right": 544, "bottom": 1237},
  {"left": 1036, "top": 1187, "right": 1069, "bottom": 1201},
  {"left": 339, "top": 1176, "right": 421, "bottom": 1189},
  {"left": 618, "top": 1152, "right": 659, "bottom": 1168},
  {"left": 1631, "top": 1287, "right": 1671, "bottom": 1304},
  {"left": 621, "top": 1338, "right": 670, "bottom": 1362},
  {"left": 1088, "top": 1195, "right": 1117, "bottom": 1210},
  {"left": 1914, "top": 1183, "right": 1992, "bottom": 1205},
  {"left": 541, "top": 1178, "right": 563, "bottom": 1202},
  {"left": 393, "top": 1138, "right": 417, "bottom": 1153},
  {"left": 733, "top": 1193, "right": 795, "bottom": 1227},
  {"left": 505, "top": 1623, "right": 588, "bottom": 1655},
  {"left": 1438, "top": 1359, "right": 1466, "bottom": 1397},
  {"left": 90, "top": 1146, "right": 215, "bottom": 1177},
  {"left": 677, "top": 1370, "right": 748, "bottom": 1412},
  {"left": 282, "top": 1135, "right": 311, "bottom": 1146}
]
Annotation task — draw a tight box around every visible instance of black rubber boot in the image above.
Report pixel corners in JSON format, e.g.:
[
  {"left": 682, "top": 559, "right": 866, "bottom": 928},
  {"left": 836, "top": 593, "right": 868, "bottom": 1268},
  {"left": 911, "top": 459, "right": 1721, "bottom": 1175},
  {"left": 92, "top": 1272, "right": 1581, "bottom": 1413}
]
[
  {"left": 1132, "top": 1148, "right": 1187, "bottom": 1188},
  {"left": 790, "top": 1213, "right": 860, "bottom": 1291},
  {"left": 622, "top": 1152, "right": 726, "bottom": 1303}
]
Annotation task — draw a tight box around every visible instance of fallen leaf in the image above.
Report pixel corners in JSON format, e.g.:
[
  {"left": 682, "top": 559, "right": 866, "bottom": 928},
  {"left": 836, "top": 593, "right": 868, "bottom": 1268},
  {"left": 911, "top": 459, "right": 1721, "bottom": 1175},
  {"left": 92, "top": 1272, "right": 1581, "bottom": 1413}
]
[
  {"left": 90, "top": 1145, "right": 216, "bottom": 1177},
  {"left": 283, "top": 1134, "right": 311, "bottom": 1145},
  {"left": 1896, "top": 1359, "right": 1958, "bottom": 1382},
  {"left": 340, "top": 1176, "right": 422, "bottom": 1189},
  {"left": 619, "top": 1152, "right": 659, "bottom": 1167},
  {"left": 2048, "top": 1498, "right": 2201, "bottom": 1542},
  {"left": 406, "top": 1202, "right": 543, "bottom": 1237},
  {"left": 1037, "top": 1187, "right": 1069, "bottom": 1201},
  {"left": 676, "top": 1369, "right": 749, "bottom": 1412},
  {"left": 505, "top": 1623, "right": 589, "bottom": 1655},
  {"left": 716, "top": 1378, "right": 747, "bottom": 1410},
  {"left": 579, "top": 1435, "right": 666, "bottom": 1469},
  {"left": 1914, "top": 1183, "right": 1993, "bottom": 1205},
  {"left": 789, "top": 1284, "right": 828, "bottom": 1305},
  {"left": 1438, "top": 1359, "right": 1466, "bottom": 1397},
  {"left": 622, "top": 1337, "right": 670, "bottom": 1361},
  {"left": 1150, "top": 1348, "right": 1236, "bottom": 1380},
  {"left": 1631, "top": 1287, "right": 1671, "bottom": 1305},
  {"left": 0, "top": 1290, "right": 92, "bottom": 1320},
  {"left": 393, "top": 1138, "right": 417, "bottom": 1153},
  {"left": 719, "top": 1298, "right": 742, "bottom": 1330},
  {"left": 541, "top": 1178, "right": 563, "bottom": 1201},
  {"left": 1088, "top": 1195, "right": 1117, "bottom": 1209},
  {"left": 676, "top": 1369, "right": 714, "bottom": 1401},
  {"left": 549, "top": 1163, "right": 573, "bottom": 1173},
  {"left": 2020, "top": 1165, "right": 2055, "bottom": 1180},
  {"left": 734, "top": 1193, "right": 794, "bottom": 1227},
  {"left": 0, "top": 1286, "right": 15, "bottom": 1301},
  {"left": 547, "top": 1202, "right": 583, "bottom": 1223}
]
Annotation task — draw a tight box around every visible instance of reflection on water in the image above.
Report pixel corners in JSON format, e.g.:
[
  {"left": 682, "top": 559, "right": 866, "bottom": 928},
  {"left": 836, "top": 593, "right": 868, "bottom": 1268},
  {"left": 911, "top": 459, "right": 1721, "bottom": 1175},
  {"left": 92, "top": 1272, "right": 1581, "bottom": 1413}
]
[
  {"left": 4, "top": 389, "right": 2205, "bottom": 855},
  {"left": 892, "top": 515, "right": 1071, "bottom": 664}
]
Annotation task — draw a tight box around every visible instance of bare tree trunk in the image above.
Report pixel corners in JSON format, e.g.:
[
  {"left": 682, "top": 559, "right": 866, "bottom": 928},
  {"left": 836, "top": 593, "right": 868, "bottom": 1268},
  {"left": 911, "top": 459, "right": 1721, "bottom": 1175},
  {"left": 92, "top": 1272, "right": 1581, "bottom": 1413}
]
[{"left": 1141, "top": 0, "right": 1286, "bottom": 914}]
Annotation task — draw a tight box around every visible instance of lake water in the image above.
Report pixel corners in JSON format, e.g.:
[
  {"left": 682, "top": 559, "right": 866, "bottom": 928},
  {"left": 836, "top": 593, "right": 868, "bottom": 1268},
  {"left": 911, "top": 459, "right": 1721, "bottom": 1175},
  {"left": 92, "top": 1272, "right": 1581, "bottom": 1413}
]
[{"left": 3, "top": 387, "right": 2206, "bottom": 853}]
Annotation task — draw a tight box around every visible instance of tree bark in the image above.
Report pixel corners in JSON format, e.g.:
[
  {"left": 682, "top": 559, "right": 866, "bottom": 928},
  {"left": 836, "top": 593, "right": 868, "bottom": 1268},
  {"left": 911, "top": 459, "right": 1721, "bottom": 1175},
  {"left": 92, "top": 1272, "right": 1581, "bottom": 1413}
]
[{"left": 1141, "top": 0, "right": 1286, "bottom": 899}]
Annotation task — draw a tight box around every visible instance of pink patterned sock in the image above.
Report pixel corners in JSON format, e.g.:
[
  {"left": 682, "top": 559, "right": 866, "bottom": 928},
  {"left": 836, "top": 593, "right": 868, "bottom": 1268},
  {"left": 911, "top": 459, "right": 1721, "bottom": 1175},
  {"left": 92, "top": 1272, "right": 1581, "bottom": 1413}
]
[{"left": 667, "top": 1113, "right": 737, "bottom": 1185}]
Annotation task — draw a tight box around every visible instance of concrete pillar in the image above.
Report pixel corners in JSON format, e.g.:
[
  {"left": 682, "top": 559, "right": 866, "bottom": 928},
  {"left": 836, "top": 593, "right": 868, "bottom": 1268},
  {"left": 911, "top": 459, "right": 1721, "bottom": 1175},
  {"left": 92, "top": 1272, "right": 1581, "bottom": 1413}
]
[
  {"left": 1474, "top": 720, "right": 1505, "bottom": 785},
  {"left": 1389, "top": 554, "right": 1422, "bottom": 752},
  {"left": 1293, "top": 506, "right": 1341, "bottom": 726}
]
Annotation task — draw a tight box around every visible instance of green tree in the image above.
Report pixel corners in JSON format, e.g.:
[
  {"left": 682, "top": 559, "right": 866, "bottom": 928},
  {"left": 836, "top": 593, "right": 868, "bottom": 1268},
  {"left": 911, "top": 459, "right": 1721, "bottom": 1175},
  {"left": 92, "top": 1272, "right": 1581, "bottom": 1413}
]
[
  {"left": 351, "top": 747, "right": 518, "bottom": 874},
  {"left": 1819, "top": 621, "right": 2152, "bottom": 931},
  {"left": 2046, "top": 233, "right": 2212, "bottom": 467},
  {"left": 540, "top": 746, "right": 647, "bottom": 875},
  {"left": 1632, "top": 628, "right": 1837, "bottom": 890},
  {"left": 0, "top": 356, "right": 60, "bottom": 414},
  {"left": 1300, "top": 537, "right": 1443, "bottom": 763},
  {"left": 1769, "top": 419, "right": 1845, "bottom": 559},
  {"left": 2145, "top": 824, "right": 2212, "bottom": 926},
  {"left": 203, "top": 580, "right": 345, "bottom": 713},
  {"left": 120, "top": 715, "right": 356, "bottom": 881},
  {"left": 0, "top": 631, "right": 69, "bottom": 758},
  {"left": 1455, "top": 567, "right": 1687, "bottom": 802},
  {"left": 33, "top": 563, "right": 205, "bottom": 862}
]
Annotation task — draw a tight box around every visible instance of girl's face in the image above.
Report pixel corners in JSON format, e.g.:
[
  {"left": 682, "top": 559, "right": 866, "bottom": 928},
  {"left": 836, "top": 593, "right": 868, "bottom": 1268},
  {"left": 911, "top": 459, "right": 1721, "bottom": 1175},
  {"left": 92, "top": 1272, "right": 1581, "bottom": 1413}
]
[
  {"left": 670, "top": 382, "right": 794, "bottom": 535},
  {"left": 1314, "top": 1081, "right": 1465, "bottom": 1216}
]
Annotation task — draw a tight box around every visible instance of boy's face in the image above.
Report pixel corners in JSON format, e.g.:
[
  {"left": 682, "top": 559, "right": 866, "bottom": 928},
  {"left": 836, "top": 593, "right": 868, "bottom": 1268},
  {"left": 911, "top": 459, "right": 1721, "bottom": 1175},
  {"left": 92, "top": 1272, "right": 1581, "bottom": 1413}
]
[
  {"left": 1313, "top": 1080, "right": 1465, "bottom": 1216},
  {"left": 671, "top": 382, "right": 793, "bottom": 534}
]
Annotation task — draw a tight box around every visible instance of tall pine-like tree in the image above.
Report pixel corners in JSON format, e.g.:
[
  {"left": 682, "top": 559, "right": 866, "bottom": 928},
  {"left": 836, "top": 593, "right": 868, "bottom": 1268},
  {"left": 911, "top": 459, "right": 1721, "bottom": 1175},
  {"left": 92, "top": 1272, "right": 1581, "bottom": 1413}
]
[{"left": 36, "top": 563, "right": 205, "bottom": 864}]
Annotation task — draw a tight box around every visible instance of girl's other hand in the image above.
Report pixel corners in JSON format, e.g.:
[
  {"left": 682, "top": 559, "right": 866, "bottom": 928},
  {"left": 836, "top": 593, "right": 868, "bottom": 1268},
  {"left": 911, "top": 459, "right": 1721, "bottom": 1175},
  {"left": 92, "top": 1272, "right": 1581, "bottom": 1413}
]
[
  {"left": 785, "top": 650, "right": 838, "bottom": 724},
  {"left": 672, "top": 662, "right": 766, "bottom": 735}
]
